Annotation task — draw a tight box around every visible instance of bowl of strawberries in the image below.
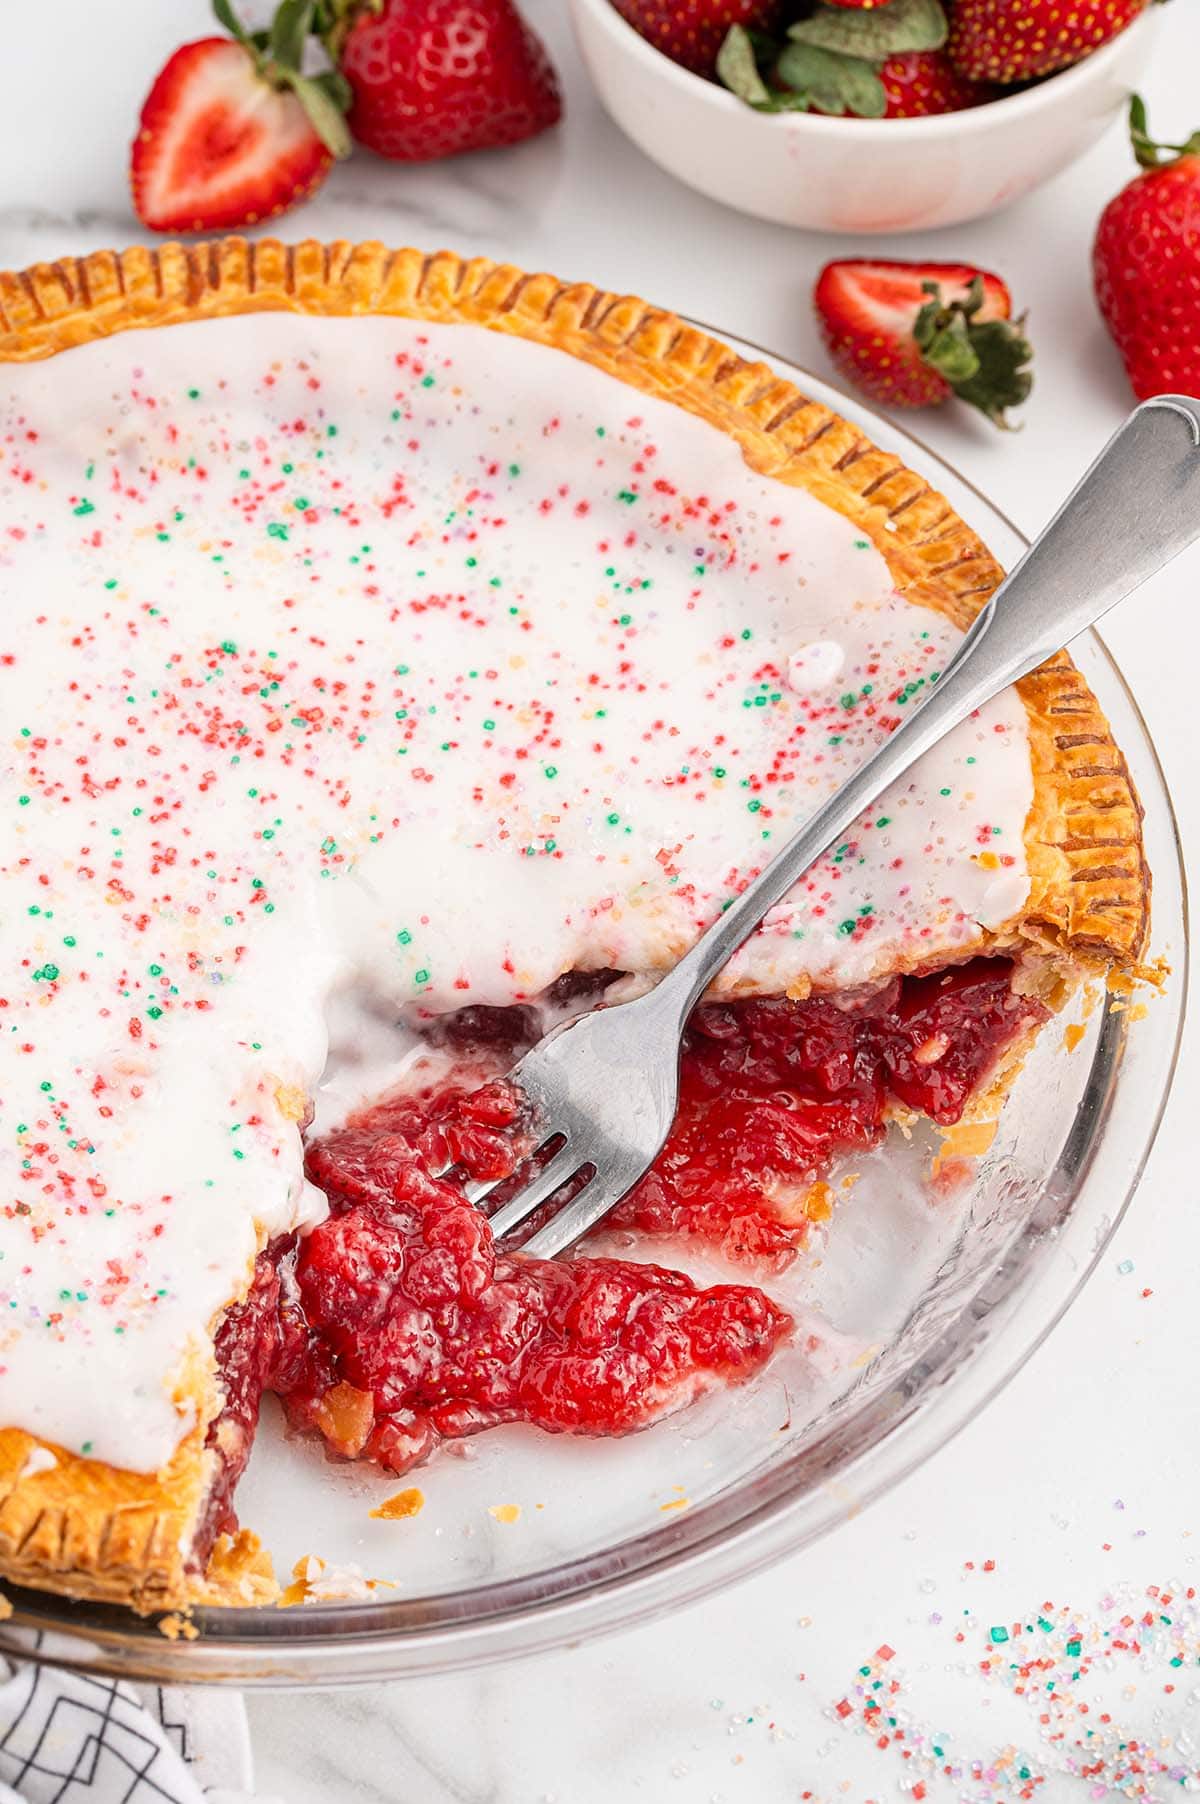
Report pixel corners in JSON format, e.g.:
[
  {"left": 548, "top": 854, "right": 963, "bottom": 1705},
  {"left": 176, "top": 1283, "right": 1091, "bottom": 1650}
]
[{"left": 570, "top": 0, "right": 1159, "bottom": 232}]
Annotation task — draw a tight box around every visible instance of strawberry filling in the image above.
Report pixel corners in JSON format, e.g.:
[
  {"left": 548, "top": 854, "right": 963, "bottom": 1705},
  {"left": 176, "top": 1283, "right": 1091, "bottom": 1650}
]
[{"left": 197, "top": 957, "right": 1043, "bottom": 1536}]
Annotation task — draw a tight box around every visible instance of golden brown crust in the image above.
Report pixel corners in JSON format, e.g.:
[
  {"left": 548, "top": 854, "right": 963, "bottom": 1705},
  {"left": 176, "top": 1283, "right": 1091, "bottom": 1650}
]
[
  {"left": 0, "top": 1424, "right": 209, "bottom": 1612},
  {"left": 0, "top": 237, "right": 1150, "bottom": 1611}
]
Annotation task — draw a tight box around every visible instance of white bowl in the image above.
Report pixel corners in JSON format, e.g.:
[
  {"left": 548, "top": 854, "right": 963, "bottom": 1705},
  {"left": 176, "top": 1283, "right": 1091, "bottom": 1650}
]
[{"left": 569, "top": 0, "right": 1157, "bottom": 233}]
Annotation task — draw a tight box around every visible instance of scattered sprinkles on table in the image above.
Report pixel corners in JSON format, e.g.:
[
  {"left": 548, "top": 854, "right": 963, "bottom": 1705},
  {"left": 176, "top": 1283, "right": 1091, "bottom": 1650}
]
[
  {"left": 828, "top": 1580, "right": 1200, "bottom": 1800},
  {"left": 0, "top": 312, "right": 1033, "bottom": 1471}
]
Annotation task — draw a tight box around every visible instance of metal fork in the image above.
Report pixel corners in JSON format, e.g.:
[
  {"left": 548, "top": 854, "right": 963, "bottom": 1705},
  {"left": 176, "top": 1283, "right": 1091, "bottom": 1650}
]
[{"left": 455, "top": 397, "right": 1200, "bottom": 1259}]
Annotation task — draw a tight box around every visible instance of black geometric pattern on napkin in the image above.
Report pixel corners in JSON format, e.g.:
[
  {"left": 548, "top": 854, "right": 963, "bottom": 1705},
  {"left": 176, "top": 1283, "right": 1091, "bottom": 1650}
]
[{"left": 0, "top": 1637, "right": 200, "bottom": 1804}]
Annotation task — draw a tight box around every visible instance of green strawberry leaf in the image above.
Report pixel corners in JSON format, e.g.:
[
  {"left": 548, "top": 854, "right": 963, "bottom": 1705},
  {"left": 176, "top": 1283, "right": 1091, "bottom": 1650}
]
[
  {"left": 913, "top": 279, "right": 1033, "bottom": 428},
  {"left": 270, "top": 0, "right": 316, "bottom": 73},
  {"left": 1128, "top": 94, "right": 1200, "bottom": 170},
  {"left": 787, "top": 0, "right": 947, "bottom": 61},
  {"left": 716, "top": 25, "right": 774, "bottom": 107},
  {"left": 277, "top": 67, "right": 354, "bottom": 158},
  {"left": 917, "top": 311, "right": 980, "bottom": 387},
  {"left": 313, "top": 0, "right": 383, "bottom": 59},
  {"left": 212, "top": 0, "right": 253, "bottom": 45},
  {"left": 314, "top": 66, "right": 354, "bottom": 112},
  {"left": 953, "top": 317, "right": 1034, "bottom": 425},
  {"left": 775, "top": 42, "right": 887, "bottom": 118}
]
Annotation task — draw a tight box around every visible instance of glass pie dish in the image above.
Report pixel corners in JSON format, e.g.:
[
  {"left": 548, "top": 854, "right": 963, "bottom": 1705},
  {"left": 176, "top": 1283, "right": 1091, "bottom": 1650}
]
[{"left": 0, "top": 343, "right": 1185, "bottom": 1687}]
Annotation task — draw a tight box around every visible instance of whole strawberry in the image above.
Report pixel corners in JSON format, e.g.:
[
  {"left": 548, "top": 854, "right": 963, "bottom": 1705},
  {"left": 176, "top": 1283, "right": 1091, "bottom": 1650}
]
[
  {"left": 323, "top": 0, "right": 561, "bottom": 160},
  {"left": 879, "top": 49, "right": 996, "bottom": 115},
  {"left": 1094, "top": 98, "right": 1200, "bottom": 401},
  {"left": 131, "top": 0, "right": 351, "bottom": 233},
  {"left": 948, "top": 0, "right": 1150, "bottom": 82},
  {"left": 613, "top": 0, "right": 785, "bottom": 77},
  {"left": 814, "top": 259, "right": 1033, "bottom": 425}
]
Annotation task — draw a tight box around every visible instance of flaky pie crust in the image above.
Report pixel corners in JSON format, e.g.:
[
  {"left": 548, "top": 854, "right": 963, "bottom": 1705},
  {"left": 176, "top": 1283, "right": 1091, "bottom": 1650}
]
[{"left": 0, "top": 238, "right": 1149, "bottom": 1614}]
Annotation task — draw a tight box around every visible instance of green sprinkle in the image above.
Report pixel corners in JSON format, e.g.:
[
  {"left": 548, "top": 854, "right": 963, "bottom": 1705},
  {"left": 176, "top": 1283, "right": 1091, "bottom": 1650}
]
[
  {"left": 414, "top": 967, "right": 430, "bottom": 984},
  {"left": 397, "top": 929, "right": 412, "bottom": 945},
  {"left": 990, "top": 1626, "right": 1009, "bottom": 1644}
]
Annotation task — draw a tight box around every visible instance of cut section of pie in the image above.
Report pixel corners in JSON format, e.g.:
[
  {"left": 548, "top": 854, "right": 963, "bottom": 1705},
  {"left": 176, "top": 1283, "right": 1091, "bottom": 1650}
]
[{"left": 0, "top": 239, "right": 1147, "bottom": 1613}]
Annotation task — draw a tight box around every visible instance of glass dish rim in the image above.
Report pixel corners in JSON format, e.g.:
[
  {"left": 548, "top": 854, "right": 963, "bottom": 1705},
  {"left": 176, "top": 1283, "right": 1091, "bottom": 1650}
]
[{"left": 1, "top": 336, "right": 1187, "bottom": 1685}]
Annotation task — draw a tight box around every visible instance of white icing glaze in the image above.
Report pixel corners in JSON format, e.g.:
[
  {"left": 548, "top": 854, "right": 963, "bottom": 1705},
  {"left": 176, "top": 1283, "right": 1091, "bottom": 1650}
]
[
  {"left": 18, "top": 1445, "right": 57, "bottom": 1479},
  {"left": 787, "top": 640, "right": 844, "bottom": 692},
  {"left": 0, "top": 315, "right": 1031, "bottom": 1470}
]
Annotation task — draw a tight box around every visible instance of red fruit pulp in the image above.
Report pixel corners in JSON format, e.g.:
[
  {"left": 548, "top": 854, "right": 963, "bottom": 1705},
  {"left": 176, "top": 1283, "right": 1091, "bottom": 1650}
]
[{"left": 204, "top": 958, "right": 1042, "bottom": 1506}]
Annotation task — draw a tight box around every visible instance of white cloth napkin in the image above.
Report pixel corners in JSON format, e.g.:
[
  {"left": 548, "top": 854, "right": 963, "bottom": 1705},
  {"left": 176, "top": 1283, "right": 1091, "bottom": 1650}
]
[{"left": 0, "top": 1636, "right": 285, "bottom": 1804}]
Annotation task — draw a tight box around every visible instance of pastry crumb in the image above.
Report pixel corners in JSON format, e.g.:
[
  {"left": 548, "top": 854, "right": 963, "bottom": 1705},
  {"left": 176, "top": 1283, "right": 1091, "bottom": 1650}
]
[
  {"left": 488, "top": 1503, "right": 521, "bottom": 1524},
  {"left": 0, "top": 1591, "right": 12, "bottom": 1621},
  {"left": 804, "top": 1180, "right": 834, "bottom": 1224},
  {"left": 1108, "top": 958, "right": 1168, "bottom": 997},
  {"left": 273, "top": 1081, "right": 309, "bottom": 1122},
  {"left": 932, "top": 1118, "right": 997, "bottom": 1174},
  {"left": 278, "top": 1554, "right": 390, "bottom": 1606},
  {"left": 1062, "top": 1021, "right": 1087, "bottom": 1052},
  {"left": 158, "top": 1611, "right": 198, "bottom": 1641},
  {"left": 192, "top": 1530, "right": 277, "bottom": 1607},
  {"left": 370, "top": 1486, "right": 425, "bottom": 1521}
]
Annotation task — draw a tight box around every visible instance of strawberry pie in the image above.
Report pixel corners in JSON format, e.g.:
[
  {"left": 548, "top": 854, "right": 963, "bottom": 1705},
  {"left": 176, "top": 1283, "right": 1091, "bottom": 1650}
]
[{"left": 0, "top": 239, "right": 1147, "bottom": 1613}]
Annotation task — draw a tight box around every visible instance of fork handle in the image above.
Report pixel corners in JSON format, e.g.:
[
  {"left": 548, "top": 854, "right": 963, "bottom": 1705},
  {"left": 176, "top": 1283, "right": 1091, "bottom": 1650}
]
[{"left": 654, "top": 396, "right": 1200, "bottom": 1024}]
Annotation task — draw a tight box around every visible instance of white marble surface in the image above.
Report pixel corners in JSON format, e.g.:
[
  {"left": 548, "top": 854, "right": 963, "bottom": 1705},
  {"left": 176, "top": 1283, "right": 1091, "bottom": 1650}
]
[{"left": 4, "top": 3, "right": 1200, "bottom": 1798}]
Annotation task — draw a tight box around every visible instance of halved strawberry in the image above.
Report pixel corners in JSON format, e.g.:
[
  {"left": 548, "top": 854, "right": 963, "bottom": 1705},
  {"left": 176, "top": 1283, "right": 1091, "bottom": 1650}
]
[
  {"left": 813, "top": 259, "right": 1033, "bottom": 424},
  {"left": 131, "top": 3, "right": 351, "bottom": 234}
]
